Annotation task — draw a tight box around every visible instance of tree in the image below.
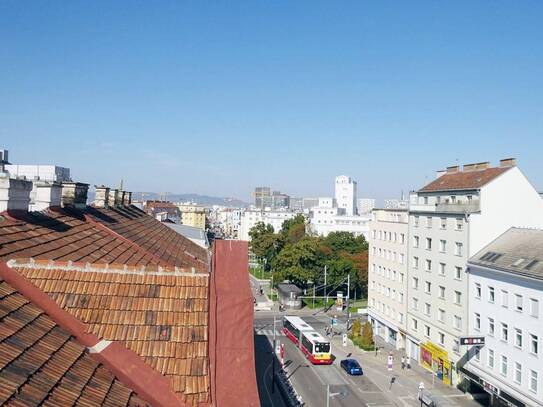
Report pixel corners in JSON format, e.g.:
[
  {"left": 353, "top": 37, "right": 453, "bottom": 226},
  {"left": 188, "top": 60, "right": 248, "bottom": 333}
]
[
  {"left": 271, "top": 237, "right": 324, "bottom": 288},
  {"left": 351, "top": 319, "right": 362, "bottom": 338},
  {"left": 361, "top": 321, "right": 374, "bottom": 349},
  {"left": 323, "top": 231, "right": 368, "bottom": 255},
  {"left": 280, "top": 214, "right": 307, "bottom": 244},
  {"left": 249, "top": 222, "right": 282, "bottom": 269}
]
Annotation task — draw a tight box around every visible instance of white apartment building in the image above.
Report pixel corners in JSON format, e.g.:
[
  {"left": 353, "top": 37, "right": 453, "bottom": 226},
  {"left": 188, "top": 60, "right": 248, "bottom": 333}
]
[
  {"left": 335, "top": 175, "right": 357, "bottom": 216},
  {"left": 238, "top": 209, "right": 299, "bottom": 241},
  {"left": 368, "top": 209, "right": 409, "bottom": 350},
  {"left": 309, "top": 197, "right": 371, "bottom": 238},
  {"left": 358, "top": 198, "right": 376, "bottom": 215},
  {"left": 465, "top": 228, "right": 543, "bottom": 407},
  {"left": 5, "top": 164, "right": 71, "bottom": 183},
  {"left": 406, "top": 159, "right": 543, "bottom": 386}
]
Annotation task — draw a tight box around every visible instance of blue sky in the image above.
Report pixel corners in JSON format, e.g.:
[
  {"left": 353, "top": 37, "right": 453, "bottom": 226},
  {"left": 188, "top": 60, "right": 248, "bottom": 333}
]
[{"left": 1, "top": 1, "right": 542, "bottom": 202}]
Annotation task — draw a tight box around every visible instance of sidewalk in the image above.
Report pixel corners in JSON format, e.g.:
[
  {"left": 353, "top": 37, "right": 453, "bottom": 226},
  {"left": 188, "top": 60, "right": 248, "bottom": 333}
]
[
  {"left": 327, "top": 333, "right": 481, "bottom": 406},
  {"left": 249, "top": 274, "right": 274, "bottom": 310}
]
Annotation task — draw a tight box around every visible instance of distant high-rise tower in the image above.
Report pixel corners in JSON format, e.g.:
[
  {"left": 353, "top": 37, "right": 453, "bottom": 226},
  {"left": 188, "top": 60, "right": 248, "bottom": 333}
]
[{"left": 334, "top": 175, "right": 357, "bottom": 216}]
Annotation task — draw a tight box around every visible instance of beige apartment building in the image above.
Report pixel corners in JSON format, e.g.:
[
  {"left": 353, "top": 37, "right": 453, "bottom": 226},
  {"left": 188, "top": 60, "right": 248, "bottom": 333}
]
[
  {"left": 177, "top": 203, "right": 207, "bottom": 230},
  {"left": 368, "top": 208, "right": 409, "bottom": 350}
]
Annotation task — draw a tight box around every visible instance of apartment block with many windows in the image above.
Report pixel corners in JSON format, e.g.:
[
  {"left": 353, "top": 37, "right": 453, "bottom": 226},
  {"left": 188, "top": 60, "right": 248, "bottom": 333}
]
[
  {"left": 465, "top": 228, "right": 543, "bottom": 407},
  {"left": 368, "top": 208, "right": 409, "bottom": 350},
  {"left": 406, "top": 158, "right": 543, "bottom": 386}
]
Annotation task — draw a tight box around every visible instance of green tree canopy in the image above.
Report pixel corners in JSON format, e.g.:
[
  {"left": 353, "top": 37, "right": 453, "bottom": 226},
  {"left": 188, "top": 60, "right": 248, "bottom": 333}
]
[
  {"left": 271, "top": 237, "right": 324, "bottom": 288},
  {"left": 323, "top": 231, "right": 368, "bottom": 255}
]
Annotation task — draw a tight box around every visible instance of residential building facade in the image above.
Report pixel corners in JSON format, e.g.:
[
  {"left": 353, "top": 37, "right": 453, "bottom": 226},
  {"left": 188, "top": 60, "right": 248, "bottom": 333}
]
[
  {"left": 358, "top": 198, "right": 376, "bottom": 215},
  {"left": 406, "top": 159, "right": 543, "bottom": 386},
  {"left": 309, "top": 197, "right": 371, "bottom": 238},
  {"left": 368, "top": 208, "right": 409, "bottom": 350},
  {"left": 238, "top": 209, "right": 300, "bottom": 241},
  {"left": 465, "top": 228, "right": 543, "bottom": 407},
  {"left": 335, "top": 175, "right": 357, "bottom": 216},
  {"left": 177, "top": 202, "right": 207, "bottom": 230}
]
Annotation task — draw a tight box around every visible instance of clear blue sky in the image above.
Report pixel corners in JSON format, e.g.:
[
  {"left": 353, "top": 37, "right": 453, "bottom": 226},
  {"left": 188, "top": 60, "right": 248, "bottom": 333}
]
[{"left": 1, "top": 1, "right": 542, "bottom": 202}]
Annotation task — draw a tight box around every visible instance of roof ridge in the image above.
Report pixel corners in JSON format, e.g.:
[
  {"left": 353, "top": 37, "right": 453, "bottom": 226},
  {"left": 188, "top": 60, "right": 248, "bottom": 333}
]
[{"left": 8, "top": 258, "right": 206, "bottom": 277}]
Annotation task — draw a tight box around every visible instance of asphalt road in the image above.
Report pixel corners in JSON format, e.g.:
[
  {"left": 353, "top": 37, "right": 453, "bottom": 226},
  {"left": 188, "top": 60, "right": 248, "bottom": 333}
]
[{"left": 254, "top": 312, "right": 394, "bottom": 407}]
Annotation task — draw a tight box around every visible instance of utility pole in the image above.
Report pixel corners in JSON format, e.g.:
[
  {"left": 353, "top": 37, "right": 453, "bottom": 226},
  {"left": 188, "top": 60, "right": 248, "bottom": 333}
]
[
  {"left": 346, "top": 273, "right": 350, "bottom": 330},
  {"left": 324, "top": 265, "right": 327, "bottom": 306},
  {"left": 326, "top": 384, "right": 330, "bottom": 407}
]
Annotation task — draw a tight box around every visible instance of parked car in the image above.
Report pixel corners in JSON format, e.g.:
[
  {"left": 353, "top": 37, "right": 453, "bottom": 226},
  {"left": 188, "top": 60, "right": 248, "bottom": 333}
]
[{"left": 340, "top": 358, "right": 363, "bottom": 375}]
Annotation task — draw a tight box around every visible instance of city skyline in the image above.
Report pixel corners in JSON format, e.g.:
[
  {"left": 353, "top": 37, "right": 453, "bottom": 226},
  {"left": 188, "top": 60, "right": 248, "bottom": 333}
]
[{"left": 2, "top": 1, "right": 543, "bottom": 201}]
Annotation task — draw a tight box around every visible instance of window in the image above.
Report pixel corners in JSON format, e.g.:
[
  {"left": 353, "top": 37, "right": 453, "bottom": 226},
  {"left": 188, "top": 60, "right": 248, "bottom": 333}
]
[
  {"left": 439, "top": 332, "right": 445, "bottom": 345},
  {"left": 425, "top": 325, "right": 431, "bottom": 337},
  {"left": 455, "top": 266, "right": 462, "bottom": 280},
  {"left": 474, "top": 313, "right": 481, "bottom": 330},
  {"left": 399, "top": 253, "right": 405, "bottom": 264},
  {"left": 530, "top": 298, "right": 539, "bottom": 318},
  {"left": 474, "top": 347, "right": 480, "bottom": 362},
  {"left": 413, "top": 236, "right": 419, "bottom": 248},
  {"left": 426, "top": 238, "right": 432, "bottom": 250},
  {"left": 530, "top": 370, "right": 538, "bottom": 393},
  {"left": 454, "top": 291, "right": 461, "bottom": 304},
  {"left": 399, "top": 293, "right": 404, "bottom": 304},
  {"left": 502, "top": 323, "right": 509, "bottom": 342},
  {"left": 488, "top": 287, "right": 495, "bottom": 303},
  {"left": 501, "top": 356, "right": 508, "bottom": 376},
  {"left": 412, "top": 298, "right": 419, "bottom": 310},
  {"left": 426, "top": 217, "right": 432, "bottom": 228},
  {"left": 440, "top": 217, "right": 447, "bottom": 229},
  {"left": 424, "top": 303, "right": 431, "bottom": 316},
  {"left": 455, "top": 242, "right": 463, "bottom": 256},
  {"left": 488, "top": 349, "right": 494, "bottom": 368},
  {"left": 412, "top": 277, "right": 419, "bottom": 290},
  {"left": 515, "top": 294, "right": 523, "bottom": 312},
  {"left": 453, "top": 339, "right": 460, "bottom": 354},
  {"left": 454, "top": 315, "right": 462, "bottom": 330},
  {"left": 425, "top": 259, "right": 432, "bottom": 272},
  {"left": 439, "top": 240, "right": 446, "bottom": 253},
  {"left": 412, "top": 318, "right": 418, "bottom": 331},
  {"left": 475, "top": 283, "right": 481, "bottom": 299},
  {"left": 502, "top": 290, "right": 509, "bottom": 308},
  {"left": 488, "top": 318, "right": 495, "bottom": 336},
  {"left": 400, "top": 234, "right": 405, "bottom": 244},
  {"left": 439, "top": 286, "right": 445, "bottom": 299},
  {"left": 438, "top": 309, "right": 445, "bottom": 323},
  {"left": 439, "top": 262, "right": 446, "bottom": 275},
  {"left": 456, "top": 218, "right": 463, "bottom": 230},
  {"left": 531, "top": 334, "right": 539, "bottom": 355},
  {"left": 414, "top": 216, "right": 419, "bottom": 227},
  {"left": 515, "top": 328, "right": 523, "bottom": 348},
  {"left": 425, "top": 281, "right": 431, "bottom": 294},
  {"left": 515, "top": 362, "right": 522, "bottom": 384},
  {"left": 413, "top": 256, "right": 419, "bottom": 269}
]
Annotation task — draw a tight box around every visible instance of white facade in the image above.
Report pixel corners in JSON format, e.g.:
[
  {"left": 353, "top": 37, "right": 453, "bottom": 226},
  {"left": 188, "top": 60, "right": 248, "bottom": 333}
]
[
  {"left": 238, "top": 209, "right": 299, "bottom": 241},
  {"left": 467, "top": 266, "right": 543, "bottom": 406},
  {"left": 5, "top": 164, "right": 71, "bottom": 183},
  {"left": 368, "top": 209, "right": 409, "bottom": 351},
  {"left": 406, "top": 162, "right": 543, "bottom": 386},
  {"left": 357, "top": 198, "right": 376, "bottom": 215},
  {"left": 335, "top": 175, "right": 357, "bottom": 216},
  {"left": 309, "top": 198, "right": 371, "bottom": 238}
]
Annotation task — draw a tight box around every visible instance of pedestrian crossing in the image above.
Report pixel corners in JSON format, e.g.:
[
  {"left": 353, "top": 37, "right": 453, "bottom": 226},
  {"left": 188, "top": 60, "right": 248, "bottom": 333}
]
[{"left": 254, "top": 328, "right": 284, "bottom": 337}]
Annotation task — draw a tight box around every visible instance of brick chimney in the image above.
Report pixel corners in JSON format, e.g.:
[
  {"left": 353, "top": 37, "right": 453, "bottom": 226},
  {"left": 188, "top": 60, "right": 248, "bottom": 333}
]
[
  {"left": 108, "top": 189, "right": 120, "bottom": 206},
  {"left": 500, "top": 158, "right": 517, "bottom": 168},
  {"left": 118, "top": 190, "right": 126, "bottom": 206},
  {"left": 0, "top": 172, "right": 32, "bottom": 212},
  {"left": 94, "top": 185, "right": 110, "bottom": 208},
  {"left": 30, "top": 181, "right": 62, "bottom": 211},
  {"left": 123, "top": 191, "right": 132, "bottom": 205},
  {"left": 61, "top": 182, "right": 89, "bottom": 209}
]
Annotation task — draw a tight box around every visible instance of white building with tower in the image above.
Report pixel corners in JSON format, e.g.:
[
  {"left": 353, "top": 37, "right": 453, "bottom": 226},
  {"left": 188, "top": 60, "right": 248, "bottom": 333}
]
[
  {"left": 335, "top": 175, "right": 357, "bottom": 216},
  {"left": 358, "top": 198, "right": 376, "bottom": 215}
]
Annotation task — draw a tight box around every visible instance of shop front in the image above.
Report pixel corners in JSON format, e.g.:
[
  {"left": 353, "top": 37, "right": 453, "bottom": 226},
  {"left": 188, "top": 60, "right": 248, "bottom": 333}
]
[{"left": 420, "top": 342, "right": 453, "bottom": 385}]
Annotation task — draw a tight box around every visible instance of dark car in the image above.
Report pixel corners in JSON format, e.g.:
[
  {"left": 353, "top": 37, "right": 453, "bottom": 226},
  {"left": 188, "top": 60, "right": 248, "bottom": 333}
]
[{"left": 340, "top": 358, "right": 363, "bottom": 375}]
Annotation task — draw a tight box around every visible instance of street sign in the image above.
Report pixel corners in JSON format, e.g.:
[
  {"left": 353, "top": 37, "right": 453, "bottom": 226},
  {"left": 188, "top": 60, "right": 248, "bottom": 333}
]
[
  {"left": 387, "top": 354, "right": 393, "bottom": 371},
  {"left": 480, "top": 379, "right": 500, "bottom": 396},
  {"left": 342, "top": 333, "right": 347, "bottom": 347},
  {"left": 460, "top": 336, "right": 485, "bottom": 346}
]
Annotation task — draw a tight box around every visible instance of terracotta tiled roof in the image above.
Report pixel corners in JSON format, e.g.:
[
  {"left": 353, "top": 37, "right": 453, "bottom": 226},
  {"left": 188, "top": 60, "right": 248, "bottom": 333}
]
[
  {"left": 419, "top": 166, "right": 511, "bottom": 192},
  {"left": 12, "top": 259, "right": 210, "bottom": 406},
  {"left": 0, "top": 208, "right": 166, "bottom": 266},
  {"left": 83, "top": 205, "right": 208, "bottom": 272},
  {"left": 0, "top": 276, "right": 149, "bottom": 406}
]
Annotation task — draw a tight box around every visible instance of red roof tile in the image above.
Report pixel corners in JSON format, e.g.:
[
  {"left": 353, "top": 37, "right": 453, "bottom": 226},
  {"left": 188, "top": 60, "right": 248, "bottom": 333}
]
[
  {"left": 419, "top": 166, "right": 511, "bottom": 192},
  {"left": 11, "top": 260, "right": 211, "bottom": 406}
]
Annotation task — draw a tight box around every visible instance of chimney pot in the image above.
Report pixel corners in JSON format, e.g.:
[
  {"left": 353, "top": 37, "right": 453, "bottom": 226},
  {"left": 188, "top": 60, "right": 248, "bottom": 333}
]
[
  {"left": 61, "top": 182, "right": 89, "bottom": 209},
  {"left": 94, "top": 185, "right": 110, "bottom": 208},
  {"left": 0, "top": 174, "right": 32, "bottom": 212},
  {"left": 500, "top": 158, "right": 517, "bottom": 168},
  {"left": 31, "top": 181, "right": 62, "bottom": 211},
  {"left": 119, "top": 191, "right": 126, "bottom": 206},
  {"left": 123, "top": 191, "right": 132, "bottom": 206}
]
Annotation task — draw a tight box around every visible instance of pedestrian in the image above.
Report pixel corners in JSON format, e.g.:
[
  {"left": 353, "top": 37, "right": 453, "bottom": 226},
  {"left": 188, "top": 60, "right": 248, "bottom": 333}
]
[
  {"left": 406, "top": 358, "right": 411, "bottom": 369},
  {"left": 253, "top": 297, "right": 256, "bottom": 305},
  {"left": 401, "top": 356, "right": 405, "bottom": 370}
]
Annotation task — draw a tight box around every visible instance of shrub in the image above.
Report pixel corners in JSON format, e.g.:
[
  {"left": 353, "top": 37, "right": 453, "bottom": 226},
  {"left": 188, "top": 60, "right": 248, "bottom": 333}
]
[{"left": 351, "top": 318, "right": 362, "bottom": 338}]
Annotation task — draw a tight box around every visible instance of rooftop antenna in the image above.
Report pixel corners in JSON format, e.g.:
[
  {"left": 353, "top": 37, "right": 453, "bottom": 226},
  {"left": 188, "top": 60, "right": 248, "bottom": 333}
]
[{"left": 119, "top": 179, "right": 124, "bottom": 191}]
